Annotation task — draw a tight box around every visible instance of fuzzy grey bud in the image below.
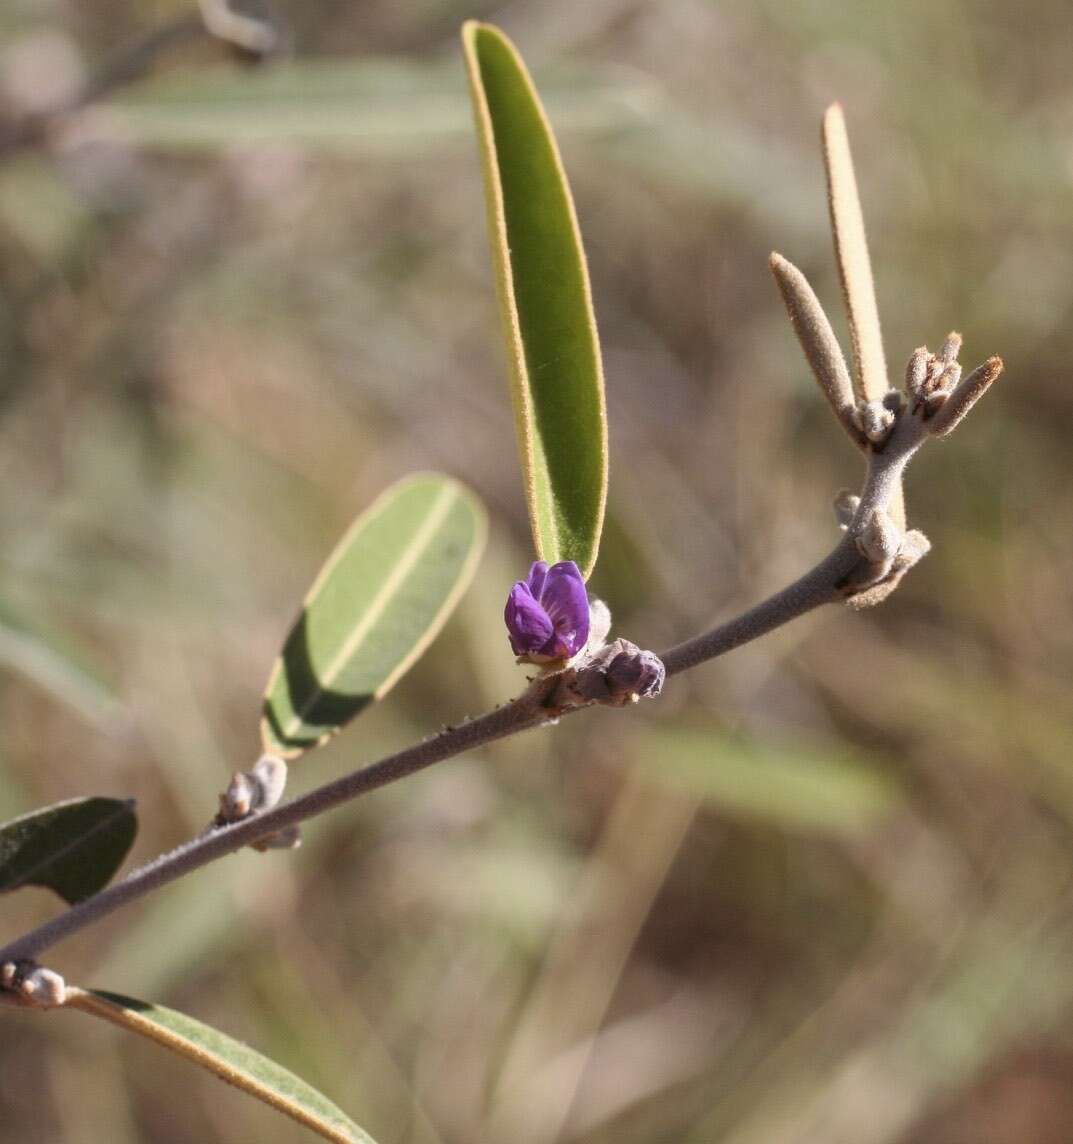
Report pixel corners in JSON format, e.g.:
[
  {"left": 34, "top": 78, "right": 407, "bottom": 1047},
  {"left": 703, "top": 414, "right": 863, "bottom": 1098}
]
[
  {"left": 905, "top": 346, "right": 929, "bottom": 396},
  {"left": 548, "top": 637, "right": 666, "bottom": 711},
  {"left": 939, "top": 331, "right": 963, "bottom": 364},
  {"left": 217, "top": 755, "right": 288, "bottom": 826},
  {"left": 249, "top": 755, "right": 287, "bottom": 811},
  {"left": 605, "top": 644, "right": 666, "bottom": 702},
  {"left": 1, "top": 960, "right": 66, "bottom": 1008},
  {"left": 833, "top": 489, "right": 861, "bottom": 530},
  {"left": 853, "top": 399, "right": 896, "bottom": 444}
]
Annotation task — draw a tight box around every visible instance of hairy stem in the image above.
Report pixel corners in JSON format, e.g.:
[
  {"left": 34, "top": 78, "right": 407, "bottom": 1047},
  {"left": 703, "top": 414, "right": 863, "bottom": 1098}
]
[{"left": 0, "top": 412, "right": 926, "bottom": 970}]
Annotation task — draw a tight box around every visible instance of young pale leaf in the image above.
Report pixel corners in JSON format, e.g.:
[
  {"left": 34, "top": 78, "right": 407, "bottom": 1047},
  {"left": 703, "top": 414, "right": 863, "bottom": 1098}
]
[
  {"left": 462, "top": 21, "right": 608, "bottom": 579},
  {"left": 0, "top": 797, "right": 137, "bottom": 904},
  {"left": 67, "top": 990, "right": 376, "bottom": 1144},
  {"left": 822, "top": 102, "right": 904, "bottom": 526},
  {"left": 262, "top": 474, "right": 486, "bottom": 757}
]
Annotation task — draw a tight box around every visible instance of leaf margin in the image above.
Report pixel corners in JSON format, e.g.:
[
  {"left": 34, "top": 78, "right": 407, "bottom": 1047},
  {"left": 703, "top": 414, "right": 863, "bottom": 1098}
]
[
  {"left": 260, "top": 472, "right": 487, "bottom": 758},
  {"left": 65, "top": 988, "right": 376, "bottom": 1144}
]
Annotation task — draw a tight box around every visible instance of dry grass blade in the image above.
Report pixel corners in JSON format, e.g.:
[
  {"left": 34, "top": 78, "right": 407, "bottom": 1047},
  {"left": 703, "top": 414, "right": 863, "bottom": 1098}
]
[{"left": 769, "top": 253, "right": 864, "bottom": 448}]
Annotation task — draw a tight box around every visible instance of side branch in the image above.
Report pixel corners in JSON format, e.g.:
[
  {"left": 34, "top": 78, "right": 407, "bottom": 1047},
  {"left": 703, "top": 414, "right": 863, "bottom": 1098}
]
[{"left": 0, "top": 384, "right": 969, "bottom": 971}]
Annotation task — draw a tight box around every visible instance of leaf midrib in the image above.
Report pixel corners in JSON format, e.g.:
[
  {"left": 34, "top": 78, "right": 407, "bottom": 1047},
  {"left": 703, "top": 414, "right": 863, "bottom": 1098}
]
[
  {"left": 284, "top": 483, "right": 460, "bottom": 736},
  {"left": 0, "top": 799, "right": 134, "bottom": 895}
]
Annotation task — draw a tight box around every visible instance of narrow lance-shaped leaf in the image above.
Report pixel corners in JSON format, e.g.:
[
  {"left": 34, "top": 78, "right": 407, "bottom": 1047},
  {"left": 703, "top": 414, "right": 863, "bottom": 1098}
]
[
  {"left": 462, "top": 21, "right": 608, "bottom": 579},
  {"left": 262, "top": 474, "right": 486, "bottom": 757},
  {"left": 66, "top": 989, "right": 377, "bottom": 1144},
  {"left": 822, "top": 103, "right": 904, "bottom": 526},
  {"left": 822, "top": 103, "right": 887, "bottom": 404},
  {"left": 769, "top": 252, "right": 864, "bottom": 449},
  {"left": 0, "top": 797, "right": 137, "bottom": 904}
]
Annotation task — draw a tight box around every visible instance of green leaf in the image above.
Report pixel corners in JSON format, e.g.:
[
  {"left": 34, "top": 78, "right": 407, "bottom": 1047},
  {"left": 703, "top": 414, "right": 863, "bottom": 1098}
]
[
  {"left": 262, "top": 474, "right": 486, "bottom": 757},
  {"left": 463, "top": 21, "right": 608, "bottom": 579},
  {"left": 68, "top": 990, "right": 377, "bottom": 1144},
  {"left": 634, "top": 727, "right": 900, "bottom": 834},
  {"left": 0, "top": 797, "right": 137, "bottom": 904}
]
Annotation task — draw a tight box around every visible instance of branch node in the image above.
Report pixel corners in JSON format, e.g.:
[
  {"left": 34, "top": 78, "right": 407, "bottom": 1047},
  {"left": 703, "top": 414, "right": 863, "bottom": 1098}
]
[
  {"left": 851, "top": 396, "right": 898, "bottom": 445},
  {"left": 845, "top": 527, "right": 931, "bottom": 609},
  {"left": 547, "top": 638, "right": 666, "bottom": 714},
  {"left": 1, "top": 960, "right": 67, "bottom": 1008},
  {"left": 855, "top": 508, "right": 902, "bottom": 565},
  {"left": 214, "top": 754, "right": 299, "bottom": 851}
]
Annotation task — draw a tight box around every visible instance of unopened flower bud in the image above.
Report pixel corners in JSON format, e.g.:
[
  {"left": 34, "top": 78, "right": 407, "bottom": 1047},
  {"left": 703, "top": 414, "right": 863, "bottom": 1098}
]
[
  {"left": 939, "top": 331, "right": 963, "bottom": 364},
  {"left": 905, "top": 346, "right": 929, "bottom": 396},
  {"left": 605, "top": 644, "right": 665, "bottom": 703}
]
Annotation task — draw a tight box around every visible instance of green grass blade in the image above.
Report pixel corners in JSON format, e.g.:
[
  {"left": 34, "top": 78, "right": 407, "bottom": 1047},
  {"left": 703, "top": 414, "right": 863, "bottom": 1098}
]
[
  {"left": 0, "top": 797, "right": 137, "bottom": 904},
  {"left": 0, "top": 597, "right": 122, "bottom": 729},
  {"left": 261, "top": 474, "right": 486, "bottom": 758},
  {"left": 96, "top": 59, "right": 651, "bottom": 152},
  {"left": 68, "top": 990, "right": 377, "bottom": 1144},
  {"left": 462, "top": 21, "right": 608, "bottom": 578},
  {"left": 634, "top": 727, "right": 899, "bottom": 835}
]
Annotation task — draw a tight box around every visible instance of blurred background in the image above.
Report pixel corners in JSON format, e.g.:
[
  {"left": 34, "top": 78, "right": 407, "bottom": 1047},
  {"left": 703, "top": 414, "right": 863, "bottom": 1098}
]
[{"left": 0, "top": 1, "right": 1071, "bottom": 1141}]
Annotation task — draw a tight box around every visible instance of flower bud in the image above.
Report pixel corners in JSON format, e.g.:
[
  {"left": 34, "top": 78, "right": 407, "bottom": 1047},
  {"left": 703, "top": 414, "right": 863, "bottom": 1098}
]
[{"left": 605, "top": 644, "right": 665, "bottom": 702}]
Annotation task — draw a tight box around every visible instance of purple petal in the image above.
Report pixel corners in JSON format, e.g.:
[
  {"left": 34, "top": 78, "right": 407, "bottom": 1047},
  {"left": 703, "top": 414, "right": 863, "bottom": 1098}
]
[
  {"left": 504, "top": 582, "right": 554, "bottom": 656},
  {"left": 538, "top": 562, "right": 590, "bottom": 657},
  {"left": 525, "top": 561, "right": 549, "bottom": 597}
]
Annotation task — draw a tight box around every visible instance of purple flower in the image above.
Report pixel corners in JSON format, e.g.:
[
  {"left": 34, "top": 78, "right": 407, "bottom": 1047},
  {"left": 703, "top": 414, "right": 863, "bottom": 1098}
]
[{"left": 505, "top": 561, "right": 590, "bottom": 661}]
